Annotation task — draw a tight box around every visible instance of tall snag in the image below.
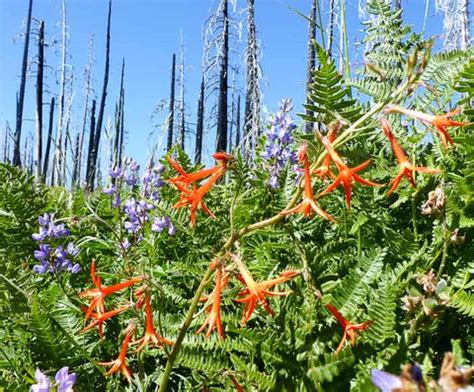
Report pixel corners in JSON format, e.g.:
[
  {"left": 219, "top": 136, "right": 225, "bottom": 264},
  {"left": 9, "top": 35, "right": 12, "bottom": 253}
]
[
  {"left": 167, "top": 53, "right": 176, "bottom": 152},
  {"left": 194, "top": 76, "right": 205, "bottom": 165},
  {"left": 35, "top": 21, "right": 45, "bottom": 181},
  {"left": 113, "top": 59, "right": 125, "bottom": 170},
  {"left": 87, "top": 0, "right": 112, "bottom": 191},
  {"left": 43, "top": 97, "right": 55, "bottom": 181},
  {"left": 244, "top": 0, "right": 261, "bottom": 154},
  {"left": 13, "top": 0, "right": 33, "bottom": 167}
]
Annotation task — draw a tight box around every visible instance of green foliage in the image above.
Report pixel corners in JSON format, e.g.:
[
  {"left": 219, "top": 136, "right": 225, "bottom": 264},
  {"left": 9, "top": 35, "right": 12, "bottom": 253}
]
[{"left": 1, "top": 3, "right": 473, "bottom": 392}]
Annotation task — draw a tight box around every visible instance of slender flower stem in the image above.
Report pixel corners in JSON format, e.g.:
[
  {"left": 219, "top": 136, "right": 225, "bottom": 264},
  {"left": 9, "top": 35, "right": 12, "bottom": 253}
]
[
  {"left": 436, "top": 213, "right": 450, "bottom": 279},
  {"left": 158, "top": 75, "right": 419, "bottom": 389},
  {"left": 158, "top": 265, "right": 214, "bottom": 392}
]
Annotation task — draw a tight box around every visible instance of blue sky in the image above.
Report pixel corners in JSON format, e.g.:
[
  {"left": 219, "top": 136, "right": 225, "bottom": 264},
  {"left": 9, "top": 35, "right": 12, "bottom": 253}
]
[{"left": 0, "top": 0, "right": 466, "bottom": 172}]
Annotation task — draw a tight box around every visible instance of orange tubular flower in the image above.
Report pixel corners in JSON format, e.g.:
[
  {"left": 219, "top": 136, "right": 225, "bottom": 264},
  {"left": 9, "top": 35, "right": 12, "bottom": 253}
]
[
  {"left": 81, "top": 305, "right": 131, "bottom": 339},
  {"left": 317, "top": 136, "right": 382, "bottom": 208},
  {"left": 98, "top": 328, "right": 135, "bottom": 383},
  {"left": 382, "top": 119, "right": 441, "bottom": 195},
  {"left": 132, "top": 296, "right": 173, "bottom": 352},
  {"left": 196, "top": 265, "right": 230, "bottom": 340},
  {"left": 282, "top": 143, "right": 335, "bottom": 222},
  {"left": 385, "top": 105, "right": 468, "bottom": 148},
  {"left": 313, "top": 128, "right": 337, "bottom": 179},
  {"left": 325, "top": 304, "right": 372, "bottom": 354},
  {"left": 167, "top": 154, "right": 233, "bottom": 226},
  {"left": 79, "top": 260, "right": 142, "bottom": 320},
  {"left": 232, "top": 254, "right": 300, "bottom": 325}
]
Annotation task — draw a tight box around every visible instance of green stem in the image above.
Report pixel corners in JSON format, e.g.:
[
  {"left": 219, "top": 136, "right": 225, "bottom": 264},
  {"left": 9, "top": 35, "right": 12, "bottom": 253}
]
[
  {"left": 158, "top": 81, "right": 416, "bottom": 389},
  {"left": 412, "top": 192, "right": 419, "bottom": 242},
  {"left": 436, "top": 214, "right": 450, "bottom": 279},
  {"left": 158, "top": 265, "right": 214, "bottom": 392}
]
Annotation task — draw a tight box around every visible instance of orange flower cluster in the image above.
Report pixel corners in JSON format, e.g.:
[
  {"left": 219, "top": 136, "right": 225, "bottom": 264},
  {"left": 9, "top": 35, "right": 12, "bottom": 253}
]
[
  {"left": 167, "top": 152, "right": 234, "bottom": 226},
  {"left": 385, "top": 105, "right": 468, "bottom": 149},
  {"left": 381, "top": 118, "right": 441, "bottom": 194},
  {"left": 79, "top": 260, "right": 172, "bottom": 382},
  {"left": 325, "top": 303, "right": 372, "bottom": 354},
  {"left": 195, "top": 255, "right": 300, "bottom": 339}
]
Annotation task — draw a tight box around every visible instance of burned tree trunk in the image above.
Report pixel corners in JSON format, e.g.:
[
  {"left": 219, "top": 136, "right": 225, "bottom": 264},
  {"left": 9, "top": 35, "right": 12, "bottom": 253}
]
[
  {"left": 85, "top": 99, "right": 97, "bottom": 187},
  {"left": 305, "top": 0, "right": 317, "bottom": 133},
  {"left": 43, "top": 97, "right": 55, "bottom": 181},
  {"left": 243, "top": 0, "right": 261, "bottom": 155},
  {"left": 13, "top": 0, "right": 33, "bottom": 167},
  {"left": 35, "top": 21, "right": 45, "bottom": 181},
  {"left": 327, "top": 0, "right": 336, "bottom": 56},
  {"left": 215, "top": 0, "right": 229, "bottom": 153},
  {"left": 194, "top": 76, "right": 205, "bottom": 165},
  {"left": 167, "top": 53, "right": 176, "bottom": 151},
  {"left": 87, "top": 0, "right": 112, "bottom": 191},
  {"left": 113, "top": 59, "right": 125, "bottom": 168}
]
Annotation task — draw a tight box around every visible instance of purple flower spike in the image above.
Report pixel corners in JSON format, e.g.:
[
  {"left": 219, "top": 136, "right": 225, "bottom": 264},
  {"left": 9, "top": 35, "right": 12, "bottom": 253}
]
[
  {"left": 32, "top": 228, "right": 48, "bottom": 241},
  {"left": 66, "top": 242, "right": 79, "bottom": 257},
  {"left": 261, "top": 99, "right": 298, "bottom": 189},
  {"left": 112, "top": 194, "right": 121, "bottom": 208},
  {"left": 55, "top": 366, "right": 76, "bottom": 392},
  {"left": 102, "top": 185, "right": 116, "bottom": 195},
  {"left": 168, "top": 222, "right": 176, "bottom": 236},
  {"left": 109, "top": 166, "right": 123, "bottom": 179},
  {"left": 34, "top": 244, "right": 50, "bottom": 261},
  {"left": 30, "top": 369, "right": 51, "bottom": 392},
  {"left": 33, "top": 261, "right": 50, "bottom": 274},
  {"left": 38, "top": 213, "right": 51, "bottom": 227},
  {"left": 370, "top": 369, "right": 402, "bottom": 392}
]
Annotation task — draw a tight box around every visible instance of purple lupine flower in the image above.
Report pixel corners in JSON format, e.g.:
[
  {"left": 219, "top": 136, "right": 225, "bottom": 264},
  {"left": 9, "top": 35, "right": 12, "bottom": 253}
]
[
  {"left": 370, "top": 369, "right": 402, "bottom": 392},
  {"left": 30, "top": 369, "right": 51, "bottom": 392},
  {"left": 55, "top": 246, "right": 67, "bottom": 261},
  {"left": 49, "top": 223, "right": 70, "bottom": 239},
  {"left": 261, "top": 99, "right": 298, "bottom": 189},
  {"left": 33, "top": 261, "right": 50, "bottom": 274},
  {"left": 55, "top": 367, "right": 76, "bottom": 392},
  {"left": 32, "top": 227, "right": 48, "bottom": 241},
  {"left": 109, "top": 166, "right": 123, "bottom": 179},
  {"left": 68, "top": 263, "right": 81, "bottom": 274},
  {"left": 66, "top": 242, "right": 79, "bottom": 257},
  {"left": 102, "top": 185, "right": 116, "bottom": 195},
  {"left": 34, "top": 244, "right": 50, "bottom": 261},
  {"left": 152, "top": 216, "right": 176, "bottom": 235},
  {"left": 38, "top": 213, "right": 51, "bottom": 227},
  {"left": 122, "top": 239, "right": 131, "bottom": 250},
  {"left": 112, "top": 193, "right": 121, "bottom": 208}
]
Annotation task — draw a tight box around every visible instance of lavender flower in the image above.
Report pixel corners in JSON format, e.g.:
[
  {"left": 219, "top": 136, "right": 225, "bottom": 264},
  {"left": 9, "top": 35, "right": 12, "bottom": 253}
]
[
  {"left": 261, "top": 99, "right": 298, "bottom": 188},
  {"left": 109, "top": 166, "right": 123, "bottom": 179},
  {"left": 30, "top": 369, "right": 51, "bottom": 392},
  {"left": 55, "top": 366, "right": 76, "bottom": 392},
  {"left": 30, "top": 367, "right": 76, "bottom": 392},
  {"left": 371, "top": 369, "right": 402, "bottom": 392},
  {"left": 152, "top": 216, "right": 176, "bottom": 235},
  {"left": 32, "top": 215, "right": 80, "bottom": 275}
]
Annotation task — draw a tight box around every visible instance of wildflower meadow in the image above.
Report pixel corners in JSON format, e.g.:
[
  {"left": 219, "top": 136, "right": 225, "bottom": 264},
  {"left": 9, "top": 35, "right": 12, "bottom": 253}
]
[{"left": 0, "top": 0, "right": 473, "bottom": 391}]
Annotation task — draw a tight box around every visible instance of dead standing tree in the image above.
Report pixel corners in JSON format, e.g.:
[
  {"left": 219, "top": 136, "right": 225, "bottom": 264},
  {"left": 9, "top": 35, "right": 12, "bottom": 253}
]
[
  {"left": 35, "top": 21, "right": 45, "bottom": 181},
  {"left": 87, "top": 0, "right": 112, "bottom": 191},
  {"left": 112, "top": 59, "right": 125, "bottom": 170},
  {"left": 194, "top": 76, "right": 205, "bottom": 165},
  {"left": 166, "top": 53, "right": 176, "bottom": 152},
  {"left": 202, "top": 0, "right": 241, "bottom": 159},
  {"left": 13, "top": 0, "right": 33, "bottom": 167},
  {"left": 43, "top": 97, "right": 55, "bottom": 180},
  {"left": 243, "top": 0, "right": 262, "bottom": 156},
  {"left": 215, "top": 0, "right": 229, "bottom": 153},
  {"left": 71, "top": 35, "right": 94, "bottom": 188}
]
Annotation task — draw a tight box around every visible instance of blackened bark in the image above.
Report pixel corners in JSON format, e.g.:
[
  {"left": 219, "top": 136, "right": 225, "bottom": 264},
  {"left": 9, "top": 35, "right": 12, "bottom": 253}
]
[
  {"left": 88, "top": 0, "right": 112, "bottom": 190},
  {"left": 167, "top": 53, "right": 176, "bottom": 151},
  {"left": 85, "top": 99, "right": 97, "bottom": 188},
  {"left": 327, "top": 0, "right": 336, "bottom": 56},
  {"left": 194, "top": 76, "right": 205, "bottom": 165},
  {"left": 43, "top": 97, "right": 55, "bottom": 180},
  {"left": 113, "top": 59, "right": 125, "bottom": 168},
  {"left": 35, "top": 21, "right": 45, "bottom": 181},
  {"left": 215, "top": 0, "right": 228, "bottom": 153},
  {"left": 13, "top": 0, "right": 33, "bottom": 166}
]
